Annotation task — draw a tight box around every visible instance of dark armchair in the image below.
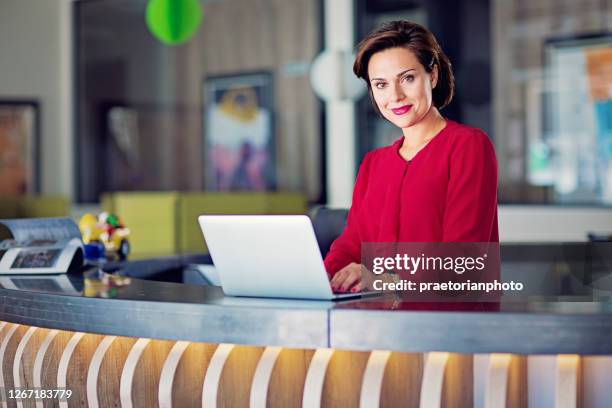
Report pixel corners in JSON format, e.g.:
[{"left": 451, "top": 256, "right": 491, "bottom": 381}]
[{"left": 309, "top": 206, "right": 349, "bottom": 258}]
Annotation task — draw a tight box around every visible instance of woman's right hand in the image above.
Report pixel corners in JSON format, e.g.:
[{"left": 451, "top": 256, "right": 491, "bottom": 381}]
[{"left": 330, "top": 262, "right": 373, "bottom": 293}]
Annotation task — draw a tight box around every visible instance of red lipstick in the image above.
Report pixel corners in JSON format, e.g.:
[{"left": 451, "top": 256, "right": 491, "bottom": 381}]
[{"left": 391, "top": 105, "right": 412, "bottom": 115}]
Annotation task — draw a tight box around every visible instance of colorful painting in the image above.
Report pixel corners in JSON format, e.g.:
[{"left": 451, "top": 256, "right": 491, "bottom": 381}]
[
  {"left": 585, "top": 47, "right": 612, "bottom": 181},
  {"left": 529, "top": 34, "right": 612, "bottom": 203},
  {"left": 204, "top": 73, "right": 275, "bottom": 191},
  {"left": 0, "top": 102, "right": 38, "bottom": 195}
]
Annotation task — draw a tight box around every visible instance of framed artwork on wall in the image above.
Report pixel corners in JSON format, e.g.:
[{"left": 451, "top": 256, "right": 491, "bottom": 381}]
[
  {"left": 535, "top": 33, "right": 612, "bottom": 204},
  {"left": 203, "top": 72, "right": 276, "bottom": 191},
  {"left": 0, "top": 101, "right": 39, "bottom": 195}
]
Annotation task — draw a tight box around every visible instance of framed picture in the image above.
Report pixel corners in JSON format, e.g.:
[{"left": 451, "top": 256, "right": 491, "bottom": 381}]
[
  {"left": 203, "top": 72, "right": 276, "bottom": 191},
  {"left": 536, "top": 33, "right": 612, "bottom": 203},
  {"left": 0, "top": 101, "right": 39, "bottom": 195}
]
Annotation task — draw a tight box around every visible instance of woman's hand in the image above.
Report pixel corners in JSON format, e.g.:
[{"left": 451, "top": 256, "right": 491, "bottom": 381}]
[{"left": 330, "top": 263, "right": 374, "bottom": 293}]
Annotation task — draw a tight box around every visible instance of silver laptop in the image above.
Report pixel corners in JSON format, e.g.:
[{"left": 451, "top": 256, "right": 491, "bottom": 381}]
[{"left": 198, "top": 215, "right": 366, "bottom": 300}]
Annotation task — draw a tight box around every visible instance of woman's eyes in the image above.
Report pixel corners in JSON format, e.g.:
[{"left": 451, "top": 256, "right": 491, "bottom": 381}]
[{"left": 373, "top": 75, "right": 415, "bottom": 89}]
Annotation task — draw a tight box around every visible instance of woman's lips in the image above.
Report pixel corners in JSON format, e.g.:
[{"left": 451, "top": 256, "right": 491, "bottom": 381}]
[{"left": 391, "top": 105, "right": 412, "bottom": 115}]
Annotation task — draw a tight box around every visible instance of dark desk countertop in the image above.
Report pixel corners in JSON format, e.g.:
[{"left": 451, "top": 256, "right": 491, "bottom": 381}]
[
  {"left": 2, "top": 256, "right": 612, "bottom": 354},
  {"left": 0, "top": 275, "right": 330, "bottom": 349},
  {"left": 331, "top": 299, "right": 612, "bottom": 354}
]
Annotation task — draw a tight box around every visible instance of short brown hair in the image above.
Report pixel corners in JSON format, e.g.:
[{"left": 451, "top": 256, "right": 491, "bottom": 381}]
[{"left": 353, "top": 20, "right": 454, "bottom": 111}]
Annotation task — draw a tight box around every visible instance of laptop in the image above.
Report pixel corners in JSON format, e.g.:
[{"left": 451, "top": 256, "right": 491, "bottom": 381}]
[{"left": 198, "top": 215, "right": 370, "bottom": 300}]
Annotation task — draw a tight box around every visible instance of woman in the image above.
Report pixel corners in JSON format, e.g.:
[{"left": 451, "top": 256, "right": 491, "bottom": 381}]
[{"left": 326, "top": 21, "right": 499, "bottom": 293}]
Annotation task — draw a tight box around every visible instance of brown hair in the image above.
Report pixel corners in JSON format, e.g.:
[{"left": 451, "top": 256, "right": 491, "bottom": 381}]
[{"left": 353, "top": 20, "right": 454, "bottom": 111}]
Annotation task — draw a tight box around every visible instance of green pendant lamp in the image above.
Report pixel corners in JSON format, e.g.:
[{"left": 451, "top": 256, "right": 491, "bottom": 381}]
[{"left": 146, "top": 0, "right": 203, "bottom": 45}]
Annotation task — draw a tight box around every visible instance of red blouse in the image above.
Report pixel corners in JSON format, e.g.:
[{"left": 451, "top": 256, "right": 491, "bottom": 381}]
[{"left": 324, "top": 119, "right": 499, "bottom": 276}]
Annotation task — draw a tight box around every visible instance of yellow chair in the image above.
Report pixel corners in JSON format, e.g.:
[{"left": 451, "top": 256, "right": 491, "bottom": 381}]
[
  {"left": 263, "top": 193, "right": 308, "bottom": 214},
  {"left": 177, "top": 192, "right": 307, "bottom": 254},
  {"left": 0, "top": 195, "right": 69, "bottom": 219},
  {"left": 19, "top": 196, "right": 69, "bottom": 218},
  {"left": 100, "top": 193, "right": 115, "bottom": 214},
  {"left": 0, "top": 197, "right": 20, "bottom": 219},
  {"left": 110, "top": 192, "right": 179, "bottom": 259},
  {"left": 102, "top": 191, "right": 308, "bottom": 256}
]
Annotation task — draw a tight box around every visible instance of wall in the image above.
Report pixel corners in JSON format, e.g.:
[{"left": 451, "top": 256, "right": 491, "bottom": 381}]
[
  {"left": 499, "top": 206, "right": 612, "bottom": 242},
  {"left": 0, "top": 0, "right": 73, "bottom": 199}
]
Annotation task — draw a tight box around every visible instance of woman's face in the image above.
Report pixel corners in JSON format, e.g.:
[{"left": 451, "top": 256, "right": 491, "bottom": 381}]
[{"left": 367, "top": 47, "right": 437, "bottom": 129}]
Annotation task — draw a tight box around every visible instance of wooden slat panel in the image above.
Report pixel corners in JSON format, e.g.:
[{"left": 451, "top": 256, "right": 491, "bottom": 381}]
[
  {"left": 0, "top": 321, "right": 602, "bottom": 408},
  {"left": 87, "top": 335, "right": 116, "bottom": 408},
  {"left": 303, "top": 349, "right": 333, "bottom": 408},
  {"left": 37, "top": 330, "right": 74, "bottom": 408},
  {"left": 171, "top": 342, "right": 216, "bottom": 408},
  {"left": 581, "top": 356, "right": 612, "bottom": 407},
  {"left": 2, "top": 325, "right": 27, "bottom": 408},
  {"left": 216, "top": 345, "right": 264, "bottom": 408},
  {"left": 64, "top": 334, "right": 104, "bottom": 407},
  {"left": 555, "top": 355, "right": 581, "bottom": 408},
  {"left": 485, "top": 354, "right": 511, "bottom": 408},
  {"left": 321, "top": 350, "right": 370, "bottom": 408},
  {"left": 380, "top": 352, "right": 424, "bottom": 408},
  {"left": 441, "top": 353, "right": 473, "bottom": 408},
  {"left": 14, "top": 327, "right": 52, "bottom": 408},
  {"left": 130, "top": 339, "right": 174, "bottom": 408},
  {"left": 268, "top": 348, "right": 315, "bottom": 408},
  {"left": 506, "top": 355, "right": 527, "bottom": 408},
  {"left": 421, "top": 352, "right": 450, "bottom": 408},
  {"left": 250, "top": 347, "right": 282, "bottom": 408},
  {"left": 96, "top": 336, "right": 138, "bottom": 408}
]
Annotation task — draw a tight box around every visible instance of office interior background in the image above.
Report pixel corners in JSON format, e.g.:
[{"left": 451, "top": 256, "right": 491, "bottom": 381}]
[{"left": 0, "top": 0, "right": 611, "bottom": 250}]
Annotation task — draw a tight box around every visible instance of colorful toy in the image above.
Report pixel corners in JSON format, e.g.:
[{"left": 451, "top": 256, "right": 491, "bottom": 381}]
[{"left": 79, "top": 212, "right": 131, "bottom": 261}]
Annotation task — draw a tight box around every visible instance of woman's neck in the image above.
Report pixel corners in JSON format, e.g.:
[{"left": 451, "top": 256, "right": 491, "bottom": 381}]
[{"left": 401, "top": 107, "right": 446, "bottom": 148}]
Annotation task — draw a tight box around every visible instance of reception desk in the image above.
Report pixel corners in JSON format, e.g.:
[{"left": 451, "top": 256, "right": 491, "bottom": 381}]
[{"left": 0, "top": 245, "right": 612, "bottom": 407}]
